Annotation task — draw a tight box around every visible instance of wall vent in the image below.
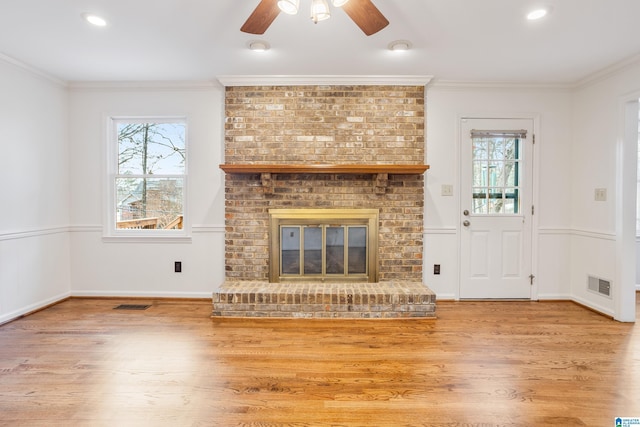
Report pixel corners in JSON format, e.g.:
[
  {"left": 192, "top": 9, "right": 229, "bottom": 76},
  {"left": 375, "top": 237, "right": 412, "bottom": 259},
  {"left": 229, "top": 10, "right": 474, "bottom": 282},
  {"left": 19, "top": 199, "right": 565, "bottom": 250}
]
[
  {"left": 587, "top": 275, "right": 611, "bottom": 298},
  {"left": 113, "top": 304, "right": 151, "bottom": 310}
]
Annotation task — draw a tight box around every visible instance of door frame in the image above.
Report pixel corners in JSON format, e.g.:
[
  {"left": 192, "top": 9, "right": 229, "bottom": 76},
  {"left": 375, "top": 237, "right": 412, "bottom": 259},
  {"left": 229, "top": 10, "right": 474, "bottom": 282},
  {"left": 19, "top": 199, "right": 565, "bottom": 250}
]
[
  {"left": 456, "top": 114, "right": 540, "bottom": 300},
  {"left": 616, "top": 94, "right": 639, "bottom": 322}
]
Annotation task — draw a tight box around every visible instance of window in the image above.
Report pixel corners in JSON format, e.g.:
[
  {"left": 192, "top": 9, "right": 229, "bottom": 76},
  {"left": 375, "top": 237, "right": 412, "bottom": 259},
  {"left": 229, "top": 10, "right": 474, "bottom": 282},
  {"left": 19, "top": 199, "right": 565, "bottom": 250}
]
[
  {"left": 470, "top": 130, "right": 525, "bottom": 214},
  {"left": 109, "top": 118, "right": 187, "bottom": 235}
]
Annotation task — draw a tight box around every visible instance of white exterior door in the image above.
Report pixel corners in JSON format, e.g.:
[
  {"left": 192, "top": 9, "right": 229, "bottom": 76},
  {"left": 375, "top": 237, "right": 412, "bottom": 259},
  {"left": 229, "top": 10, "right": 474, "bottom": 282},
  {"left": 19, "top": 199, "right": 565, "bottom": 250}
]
[{"left": 459, "top": 118, "right": 534, "bottom": 299}]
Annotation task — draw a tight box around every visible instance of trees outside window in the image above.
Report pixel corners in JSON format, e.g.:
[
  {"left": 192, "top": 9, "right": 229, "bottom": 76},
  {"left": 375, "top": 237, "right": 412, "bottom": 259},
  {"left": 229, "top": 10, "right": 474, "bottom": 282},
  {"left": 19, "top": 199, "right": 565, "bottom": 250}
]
[{"left": 112, "top": 119, "right": 186, "bottom": 231}]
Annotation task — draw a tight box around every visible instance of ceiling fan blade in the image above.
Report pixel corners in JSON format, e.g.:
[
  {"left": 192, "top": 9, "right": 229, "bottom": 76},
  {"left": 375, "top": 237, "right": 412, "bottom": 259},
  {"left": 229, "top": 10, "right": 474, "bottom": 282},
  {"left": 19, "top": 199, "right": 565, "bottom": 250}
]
[
  {"left": 241, "top": 0, "right": 281, "bottom": 35},
  {"left": 341, "top": 0, "right": 389, "bottom": 36}
]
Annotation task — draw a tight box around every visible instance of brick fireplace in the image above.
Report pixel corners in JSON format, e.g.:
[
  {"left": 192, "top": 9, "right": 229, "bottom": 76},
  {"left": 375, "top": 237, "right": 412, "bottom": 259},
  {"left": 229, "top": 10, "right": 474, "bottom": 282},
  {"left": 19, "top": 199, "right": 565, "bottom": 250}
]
[{"left": 213, "top": 79, "right": 436, "bottom": 318}]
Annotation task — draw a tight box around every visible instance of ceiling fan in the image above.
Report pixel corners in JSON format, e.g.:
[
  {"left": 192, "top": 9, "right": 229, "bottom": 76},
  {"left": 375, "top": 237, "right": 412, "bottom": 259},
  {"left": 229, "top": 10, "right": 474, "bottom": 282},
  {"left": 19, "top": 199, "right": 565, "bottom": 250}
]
[{"left": 241, "top": 0, "right": 389, "bottom": 36}]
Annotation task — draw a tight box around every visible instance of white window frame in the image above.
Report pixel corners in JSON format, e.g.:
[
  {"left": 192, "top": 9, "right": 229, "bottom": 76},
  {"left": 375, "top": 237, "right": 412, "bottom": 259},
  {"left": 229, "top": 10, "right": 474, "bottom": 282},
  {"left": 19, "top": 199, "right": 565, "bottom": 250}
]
[{"left": 104, "top": 116, "right": 190, "bottom": 243}]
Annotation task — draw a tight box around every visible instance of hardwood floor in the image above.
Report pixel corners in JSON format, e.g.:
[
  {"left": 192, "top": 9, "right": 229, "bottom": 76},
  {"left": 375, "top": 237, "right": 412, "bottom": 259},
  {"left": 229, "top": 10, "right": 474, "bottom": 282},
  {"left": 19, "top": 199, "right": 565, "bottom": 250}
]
[{"left": 0, "top": 297, "right": 638, "bottom": 427}]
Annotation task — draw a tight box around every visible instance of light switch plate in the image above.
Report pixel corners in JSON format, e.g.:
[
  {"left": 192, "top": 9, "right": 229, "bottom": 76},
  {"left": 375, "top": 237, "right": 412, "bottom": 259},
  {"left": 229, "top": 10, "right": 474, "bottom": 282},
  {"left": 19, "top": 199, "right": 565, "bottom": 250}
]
[{"left": 441, "top": 184, "right": 453, "bottom": 196}]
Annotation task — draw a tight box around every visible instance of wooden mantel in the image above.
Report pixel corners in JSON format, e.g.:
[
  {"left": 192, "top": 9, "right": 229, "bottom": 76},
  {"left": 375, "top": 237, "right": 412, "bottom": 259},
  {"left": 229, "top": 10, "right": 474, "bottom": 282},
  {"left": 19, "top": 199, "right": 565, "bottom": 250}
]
[
  {"left": 219, "top": 164, "right": 429, "bottom": 174},
  {"left": 219, "top": 164, "right": 429, "bottom": 195}
]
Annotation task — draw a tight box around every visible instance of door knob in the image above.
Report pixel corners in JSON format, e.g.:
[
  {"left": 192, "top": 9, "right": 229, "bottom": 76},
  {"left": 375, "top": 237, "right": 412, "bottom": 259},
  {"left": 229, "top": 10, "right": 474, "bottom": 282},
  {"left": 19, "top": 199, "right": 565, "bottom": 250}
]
[
  {"left": 463, "top": 210, "right": 469, "bottom": 216},
  {"left": 463, "top": 220, "right": 470, "bottom": 227}
]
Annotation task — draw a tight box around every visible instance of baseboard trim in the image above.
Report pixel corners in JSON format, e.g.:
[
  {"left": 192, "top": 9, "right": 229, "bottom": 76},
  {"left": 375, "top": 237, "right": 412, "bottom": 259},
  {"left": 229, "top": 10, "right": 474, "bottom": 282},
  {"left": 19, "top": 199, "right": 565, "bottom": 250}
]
[
  {"left": 70, "top": 295, "right": 211, "bottom": 302},
  {"left": 0, "top": 292, "right": 71, "bottom": 326},
  {"left": 536, "top": 294, "right": 572, "bottom": 300},
  {"left": 570, "top": 295, "right": 615, "bottom": 318},
  {"left": 71, "top": 290, "right": 213, "bottom": 299}
]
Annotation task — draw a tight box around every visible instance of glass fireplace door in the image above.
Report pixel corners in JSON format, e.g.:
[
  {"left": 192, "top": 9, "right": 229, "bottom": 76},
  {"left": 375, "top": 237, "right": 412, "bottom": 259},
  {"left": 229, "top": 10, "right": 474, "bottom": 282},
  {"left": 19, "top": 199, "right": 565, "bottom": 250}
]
[{"left": 270, "top": 209, "right": 379, "bottom": 283}]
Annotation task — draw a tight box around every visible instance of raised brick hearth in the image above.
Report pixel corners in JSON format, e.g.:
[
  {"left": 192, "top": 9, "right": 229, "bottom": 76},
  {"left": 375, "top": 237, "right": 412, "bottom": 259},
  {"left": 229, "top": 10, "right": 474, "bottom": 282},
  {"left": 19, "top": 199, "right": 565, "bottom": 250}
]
[
  {"left": 213, "top": 81, "right": 436, "bottom": 319},
  {"left": 213, "top": 281, "right": 436, "bottom": 318}
]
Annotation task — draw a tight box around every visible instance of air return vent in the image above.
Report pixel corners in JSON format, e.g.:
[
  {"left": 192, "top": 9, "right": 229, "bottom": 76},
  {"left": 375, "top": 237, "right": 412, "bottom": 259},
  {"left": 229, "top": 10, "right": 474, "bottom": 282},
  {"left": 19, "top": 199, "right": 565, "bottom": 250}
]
[
  {"left": 113, "top": 304, "right": 151, "bottom": 310},
  {"left": 587, "top": 275, "right": 611, "bottom": 297}
]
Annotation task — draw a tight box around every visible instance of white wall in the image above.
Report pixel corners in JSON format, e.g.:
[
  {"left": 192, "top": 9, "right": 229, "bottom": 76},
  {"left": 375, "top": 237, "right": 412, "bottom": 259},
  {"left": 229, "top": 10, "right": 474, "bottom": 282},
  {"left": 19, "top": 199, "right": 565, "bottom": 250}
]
[
  {"left": 68, "top": 84, "right": 226, "bottom": 297},
  {"left": 423, "top": 84, "right": 574, "bottom": 300},
  {"left": 571, "top": 61, "right": 640, "bottom": 321},
  {"left": 0, "top": 58, "right": 71, "bottom": 323}
]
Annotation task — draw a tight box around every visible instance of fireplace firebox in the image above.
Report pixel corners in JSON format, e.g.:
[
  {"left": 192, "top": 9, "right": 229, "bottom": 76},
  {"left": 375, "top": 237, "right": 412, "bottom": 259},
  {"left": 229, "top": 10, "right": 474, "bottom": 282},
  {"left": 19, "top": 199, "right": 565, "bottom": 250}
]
[{"left": 269, "top": 209, "right": 378, "bottom": 283}]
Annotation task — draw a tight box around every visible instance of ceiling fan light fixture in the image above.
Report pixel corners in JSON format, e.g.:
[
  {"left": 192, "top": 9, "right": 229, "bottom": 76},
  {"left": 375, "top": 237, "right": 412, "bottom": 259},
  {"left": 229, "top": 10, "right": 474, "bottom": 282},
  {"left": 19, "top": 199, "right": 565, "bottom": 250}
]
[
  {"left": 331, "top": 0, "right": 350, "bottom": 7},
  {"left": 310, "top": 0, "right": 331, "bottom": 23},
  {"left": 248, "top": 40, "right": 270, "bottom": 52},
  {"left": 388, "top": 40, "right": 412, "bottom": 51},
  {"left": 278, "top": 0, "right": 299, "bottom": 15}
]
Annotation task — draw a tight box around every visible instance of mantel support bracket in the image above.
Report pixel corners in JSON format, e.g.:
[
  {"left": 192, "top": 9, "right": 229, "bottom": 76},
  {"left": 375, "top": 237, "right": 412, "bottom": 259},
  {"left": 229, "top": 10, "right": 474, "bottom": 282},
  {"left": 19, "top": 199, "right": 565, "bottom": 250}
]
[
  {"left": 261, "top": 173, "right": 274, "bottom": 195},
  {"left": 375, "top": 173, "right": 388, "bottom": 195}
]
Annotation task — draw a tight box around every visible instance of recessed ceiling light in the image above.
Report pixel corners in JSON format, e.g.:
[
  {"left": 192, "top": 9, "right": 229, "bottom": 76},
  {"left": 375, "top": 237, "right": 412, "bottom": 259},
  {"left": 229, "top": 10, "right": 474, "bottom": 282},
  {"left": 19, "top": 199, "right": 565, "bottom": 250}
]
[
  {"left": 82, "top": 13, "right": 108, "bottom": 27},
  {"left": 527, "top": 8, "right": 549, "bottom": 20},
  {"left": 388, "top": 40, "right": 412, "bottom": 52},
  {"left": 249, "top": 40, "right": 270, "bottom": 52}
]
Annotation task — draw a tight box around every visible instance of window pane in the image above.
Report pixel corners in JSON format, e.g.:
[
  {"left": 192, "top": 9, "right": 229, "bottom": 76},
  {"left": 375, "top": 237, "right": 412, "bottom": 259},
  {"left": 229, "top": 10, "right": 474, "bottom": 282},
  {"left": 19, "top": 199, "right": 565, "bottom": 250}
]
[
  {"left": 488, "top": 188, "right": 504, "bottom": 213},
  {"left": 116, "top": 178, "right": 183, "bottom": 229},
  {"left": 504, "top": 138, "right": 517, "bottom": 160},
  {"left": 505, "top": 188, "right": 519, "bottom": 214},
  {"left": 503, "top": 198, "right": 516, "bottom": 214},
  {"left": 488, "top": 162, "right": 501, "bottom": 186},
  {"left": 472, "top": 161, "right": 487, "bottom": 187},
  {"left": 504, "top": 161, "right": 518, "bottom": 186},
  {"left": 470, "top": 134, "right": 521, "bottom": 216},
  {"left": 281, "top": 227, "right": 300, "bottom": 275},
  {"left": 118, "top": 122, "right": 186, "bottom": 175},
  {"left": 303, "top": 227, "right": 322, "bottom": 274},
  {"left": 326, "top": 227, "right": 344, "bottom": 274},
  {"left": 348, "top": 227, "right": 367, "bottom": 274},
  {"left": 473, "top": 192, "right": 487, "bottom": 214},
  {"left": 473, "top": 139, "right": 488, "bottom": 160},
  {"left": 488, "top": 139, "right": 502, "bottom": 160},
  {"left": 489, "top": 137, "right": 518, "bottom": 161}
]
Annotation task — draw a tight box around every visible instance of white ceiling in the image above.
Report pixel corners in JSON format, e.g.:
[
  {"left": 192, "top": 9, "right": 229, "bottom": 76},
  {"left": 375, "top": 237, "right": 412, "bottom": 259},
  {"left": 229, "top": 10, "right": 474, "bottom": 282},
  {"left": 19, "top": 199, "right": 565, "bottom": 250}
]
[{"left": 1, "top": 0, "right": 640, "bottom": 85}]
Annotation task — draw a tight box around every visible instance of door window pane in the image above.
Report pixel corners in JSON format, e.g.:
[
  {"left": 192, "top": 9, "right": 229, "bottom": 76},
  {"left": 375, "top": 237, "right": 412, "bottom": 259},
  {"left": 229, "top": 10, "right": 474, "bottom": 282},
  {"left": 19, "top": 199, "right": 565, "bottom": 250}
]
[{"left": 471, "top": 135, "right": 521, "bottom": 215}]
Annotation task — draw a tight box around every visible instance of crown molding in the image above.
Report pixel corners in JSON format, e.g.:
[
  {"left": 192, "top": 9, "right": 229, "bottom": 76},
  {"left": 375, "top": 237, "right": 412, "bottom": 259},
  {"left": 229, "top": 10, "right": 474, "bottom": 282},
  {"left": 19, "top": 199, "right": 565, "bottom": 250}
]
[
  {"left": 67, "top": 80, "right": 221, "bottom": 91},
  {"left": 216, "top": 75, "right": 433, "bottom": 87},
  {"left": 0, "top": 52, "right": 66, "bottom": 87},
  {"left": 573, "top": 53, "right": 640, "bottom": 90},
  {"left": 428, "top": 79, "right": 573, "bottom": 92}
]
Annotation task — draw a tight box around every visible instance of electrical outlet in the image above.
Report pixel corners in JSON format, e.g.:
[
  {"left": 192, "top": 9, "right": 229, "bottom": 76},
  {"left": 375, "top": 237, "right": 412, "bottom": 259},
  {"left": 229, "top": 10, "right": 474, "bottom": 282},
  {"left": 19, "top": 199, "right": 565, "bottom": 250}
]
[
  {"left": 174, "top": 261, "right": 182, "bottom": 273},
  {"left": 594, "top": 188, "right": 607, "bottom": 202},
  {"left": 434, "top": 264, "right": 441, "bottom": 275}
]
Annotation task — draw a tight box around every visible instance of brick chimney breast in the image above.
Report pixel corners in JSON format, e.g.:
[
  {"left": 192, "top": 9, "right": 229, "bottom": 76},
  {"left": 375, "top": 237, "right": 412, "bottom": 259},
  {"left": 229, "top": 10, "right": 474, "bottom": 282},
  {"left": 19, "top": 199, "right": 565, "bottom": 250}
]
[{"left": 224, "top": 84, "right": 425, "bottom": 282}]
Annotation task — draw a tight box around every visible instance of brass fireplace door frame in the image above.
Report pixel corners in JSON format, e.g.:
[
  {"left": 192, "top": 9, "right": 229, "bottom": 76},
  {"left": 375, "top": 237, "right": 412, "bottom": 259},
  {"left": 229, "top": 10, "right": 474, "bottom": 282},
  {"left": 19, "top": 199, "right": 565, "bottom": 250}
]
[{"left": 269, "top": 208, "right": 379, "bottom": 283}]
